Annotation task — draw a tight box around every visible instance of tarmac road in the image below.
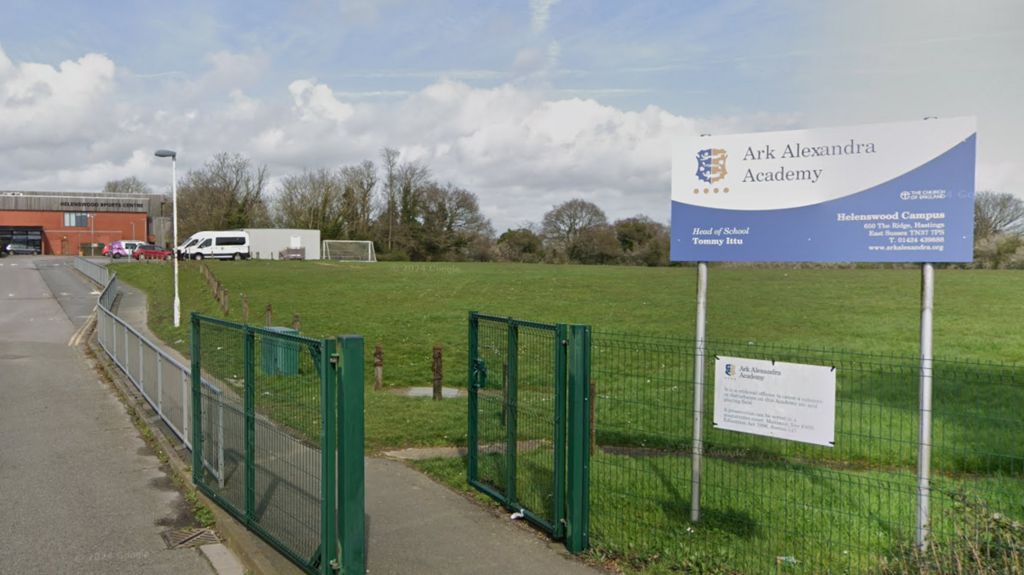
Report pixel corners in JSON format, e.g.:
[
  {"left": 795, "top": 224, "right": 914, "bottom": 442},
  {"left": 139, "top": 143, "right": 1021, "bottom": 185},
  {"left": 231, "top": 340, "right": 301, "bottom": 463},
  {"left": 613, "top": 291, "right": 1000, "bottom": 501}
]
[{"left": 0, "top": 257, "right": 215, "bottom": 575}]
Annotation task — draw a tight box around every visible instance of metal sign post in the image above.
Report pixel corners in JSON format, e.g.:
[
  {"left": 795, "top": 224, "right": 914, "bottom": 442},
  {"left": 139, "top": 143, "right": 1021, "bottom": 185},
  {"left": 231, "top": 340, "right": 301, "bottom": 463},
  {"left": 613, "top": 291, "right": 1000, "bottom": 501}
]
[
  {"left": 691, "top": 261, "right": 707, "bottom": 522},
  {"left": 916, "top": 262, "right": 934, "bottom": 549}
]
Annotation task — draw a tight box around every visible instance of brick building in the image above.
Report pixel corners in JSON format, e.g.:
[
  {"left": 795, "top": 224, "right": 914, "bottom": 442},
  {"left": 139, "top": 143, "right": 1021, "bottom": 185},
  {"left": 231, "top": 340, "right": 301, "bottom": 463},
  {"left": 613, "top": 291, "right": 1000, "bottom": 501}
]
[{"left": 0, "top": 191, "right": 171, "bottom": 255}]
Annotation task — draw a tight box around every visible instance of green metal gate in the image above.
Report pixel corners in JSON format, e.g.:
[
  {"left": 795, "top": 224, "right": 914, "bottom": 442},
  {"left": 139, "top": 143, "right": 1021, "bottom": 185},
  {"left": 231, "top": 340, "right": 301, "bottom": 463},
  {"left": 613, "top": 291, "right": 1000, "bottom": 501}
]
[
  {"left": 190, "top": 314, "right": 365, "bottom": 574},
  {"left": 467, "top": 312, "right": 591, "bottom": 553}
]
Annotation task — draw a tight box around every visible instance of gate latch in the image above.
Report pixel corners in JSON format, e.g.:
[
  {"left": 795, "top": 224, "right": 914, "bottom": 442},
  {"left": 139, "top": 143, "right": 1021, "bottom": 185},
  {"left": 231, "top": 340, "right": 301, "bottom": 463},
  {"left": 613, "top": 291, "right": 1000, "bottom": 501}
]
[
  {"left": 329, "top": 353, "right": 339, "bottom": 367},
  {"left": 471, "top": 358, "right": 487, "bottom": 389}
]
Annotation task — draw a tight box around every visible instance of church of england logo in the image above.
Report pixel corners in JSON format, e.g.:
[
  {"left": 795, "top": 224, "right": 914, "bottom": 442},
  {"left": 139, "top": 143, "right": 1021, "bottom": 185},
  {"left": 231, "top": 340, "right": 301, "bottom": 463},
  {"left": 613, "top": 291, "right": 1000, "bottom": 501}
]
[{"left": 696, "top": 148, "right": 728, "bottom": 184}]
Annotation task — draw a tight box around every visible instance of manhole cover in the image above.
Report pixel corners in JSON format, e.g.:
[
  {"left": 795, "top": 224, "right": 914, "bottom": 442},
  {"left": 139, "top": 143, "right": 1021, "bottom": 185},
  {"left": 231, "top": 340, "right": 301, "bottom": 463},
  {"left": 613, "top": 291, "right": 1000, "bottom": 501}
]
[{"left": 160, "top": 528, "right": 220, "bottom": 549}]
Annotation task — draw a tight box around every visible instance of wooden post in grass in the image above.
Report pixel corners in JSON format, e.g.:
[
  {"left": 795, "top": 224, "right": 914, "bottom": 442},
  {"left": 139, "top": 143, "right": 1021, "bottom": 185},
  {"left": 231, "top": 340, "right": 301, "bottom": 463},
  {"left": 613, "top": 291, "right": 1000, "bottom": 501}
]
[
  {"left": 432, "top": 345, "right": 443, "bottom": 401},
  {"left": 265, "top": 304, "right": 273, "bottom": 327},
  {"left": 241, "top": 294, "right": 249, "bottom": 323},
  {"left": 373, "top": 344, "right": 383, "bottom": 391},
  {"left": 222, "top": 290, "right": 229, "bottom": 317},
  {"left": 291, "top": 313, "right": 301, "bottom": 332},
  {"left": 590, "top": 380, "right": 597, "bottom": 456}
]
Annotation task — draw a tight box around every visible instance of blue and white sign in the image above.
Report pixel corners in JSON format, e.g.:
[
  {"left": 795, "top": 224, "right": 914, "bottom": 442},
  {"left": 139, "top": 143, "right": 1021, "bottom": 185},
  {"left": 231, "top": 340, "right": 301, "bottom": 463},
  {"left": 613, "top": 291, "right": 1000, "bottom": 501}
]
[{"left": 671, "top": 118, "right": 976, "bottom": 262}]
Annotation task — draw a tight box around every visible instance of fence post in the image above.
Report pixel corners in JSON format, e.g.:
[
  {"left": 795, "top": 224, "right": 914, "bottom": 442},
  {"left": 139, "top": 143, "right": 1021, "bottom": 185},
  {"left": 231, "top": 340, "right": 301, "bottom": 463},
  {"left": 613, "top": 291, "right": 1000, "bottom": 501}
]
[
  {"left": 467, "top": 313, "right": 479, "bottom": 485},
  {"left": 157, "top": 352, "right": 163, "bottom": 418},
  {"left": 190, "top": 314, "right": 202, "bottom": 486},
  {"left": 244, "top": 326, "right": 256, "bottom": 527},
  {"left": 553, "top": 324, "right": 568, "bottom": 540},
  {"left": 373, "top": 344, "right": 383, "bottom": 391},
  {"left": 566, "top": 324, "right": 591, "bottom": 554},
  {"left": 505, "top": 320, "right": 519, "bottom": 508},
  {"left": 337, "top": 335, "right": 366, "bottom": 575},
  {"left": 320, "top": 338, "right": 339, "bottom": 574}
]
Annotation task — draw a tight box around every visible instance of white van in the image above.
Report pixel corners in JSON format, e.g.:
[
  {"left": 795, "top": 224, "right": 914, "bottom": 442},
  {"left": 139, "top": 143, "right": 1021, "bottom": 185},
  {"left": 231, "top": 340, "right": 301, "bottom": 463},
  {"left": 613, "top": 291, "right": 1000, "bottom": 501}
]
[{"left": 177, "top": 231, "right": 251, "bottom": 260}]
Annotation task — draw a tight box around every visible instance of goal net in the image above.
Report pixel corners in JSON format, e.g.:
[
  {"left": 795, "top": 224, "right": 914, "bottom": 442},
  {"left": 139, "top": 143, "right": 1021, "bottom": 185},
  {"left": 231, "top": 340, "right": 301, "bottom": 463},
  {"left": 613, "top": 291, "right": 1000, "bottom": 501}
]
[{"left": 321, "top": 240, "right": 377, "bottom": 262}]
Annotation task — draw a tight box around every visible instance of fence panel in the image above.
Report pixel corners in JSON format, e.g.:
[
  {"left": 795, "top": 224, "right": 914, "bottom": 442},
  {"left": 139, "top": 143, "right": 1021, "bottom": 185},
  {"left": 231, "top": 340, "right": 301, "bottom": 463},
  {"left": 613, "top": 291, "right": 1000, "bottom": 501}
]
[
  {"left": 191, "top": 314, "right": 365, "bottom": 575},
  {"left": 469, "top": 314, "right": 567, "bottom": 536},
  {"left": 588, "top": 332, "right": 1024, "bottom": 574}
]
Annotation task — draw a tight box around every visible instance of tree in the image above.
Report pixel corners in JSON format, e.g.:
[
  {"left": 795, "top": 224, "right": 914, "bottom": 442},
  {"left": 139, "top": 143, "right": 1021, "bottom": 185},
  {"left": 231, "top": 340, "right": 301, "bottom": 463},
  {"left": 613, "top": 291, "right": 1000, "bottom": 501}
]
[
  {"left": 103, "top": 176, "right": 151, "bottom": 195},
  {"left": 379, "top": 147, "right": 400, "bottom": 251},
  {"left": 614, "top": 216, "right": 670, "bottom": 266},
  {"left": 975, "top": 191, "right": 1024, "bottom": 240},
  {"left": 339, "top": 161, "right": 377, "bottom": 240},
  {"left": 541, "top": 199, "right": 607, "bottom": 255},
  {"left": 394, "top": 161, "right": 430, "bottom": 251},
  {"left": 568, "top": 224, "right": 622, "bottom": 264},
  {"left": 177, "top": 153, "right": 270, "bottom": 237},
  {"left": 415, "top": 182, "right": 493, "bottom": 260},
  {"left": 273, "top": 169, "right": 345, "bottom": 238},
  {"left": 497, "top": 228, "right": 544, "bottom": 262}
]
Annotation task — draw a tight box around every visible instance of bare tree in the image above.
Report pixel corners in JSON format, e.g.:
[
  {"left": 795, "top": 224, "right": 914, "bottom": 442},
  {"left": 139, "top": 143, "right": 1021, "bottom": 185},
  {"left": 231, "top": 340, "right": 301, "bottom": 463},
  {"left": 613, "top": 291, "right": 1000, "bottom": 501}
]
[
  {"left": 541, "top": 198, "right": 607, "bottom": 254},
  {"left": 975, "top": 191, "right": 1024, "bottom": 240},
  {"left": 103, "top": 176, "right": 152, "bottom": 195},
  {"left": 273, "top": 169, "right": 345, "bottom": 238},
  {"left": 340, "top": 160, "right": 377, "bottom": 240},
  {"left": 177, "top": 153, "right": 270, "bottom": 237},
  {"left": 380, "top": 147, "right": 400, "bottom": 251}
]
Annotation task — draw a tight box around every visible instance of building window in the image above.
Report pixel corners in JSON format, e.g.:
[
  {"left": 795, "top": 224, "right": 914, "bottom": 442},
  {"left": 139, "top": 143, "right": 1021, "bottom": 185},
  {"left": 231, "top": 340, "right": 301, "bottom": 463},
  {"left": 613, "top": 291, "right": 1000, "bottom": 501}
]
[{"left": 63, "top": 212, "right": 89, "bottom": 227}]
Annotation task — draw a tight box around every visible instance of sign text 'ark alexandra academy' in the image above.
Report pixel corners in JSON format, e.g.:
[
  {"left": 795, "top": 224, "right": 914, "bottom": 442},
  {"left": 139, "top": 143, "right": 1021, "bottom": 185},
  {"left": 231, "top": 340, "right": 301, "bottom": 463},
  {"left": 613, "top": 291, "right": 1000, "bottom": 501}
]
[{"left": 671, "top": 117, "right": 976, "bottom": 262}]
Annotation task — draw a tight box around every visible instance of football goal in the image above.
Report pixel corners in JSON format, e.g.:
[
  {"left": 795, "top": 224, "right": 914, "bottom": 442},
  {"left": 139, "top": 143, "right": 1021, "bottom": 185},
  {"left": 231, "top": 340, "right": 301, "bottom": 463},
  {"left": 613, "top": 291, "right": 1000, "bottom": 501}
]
[{"left": 322, "top": 240, "right": 377, "bottom": 262}]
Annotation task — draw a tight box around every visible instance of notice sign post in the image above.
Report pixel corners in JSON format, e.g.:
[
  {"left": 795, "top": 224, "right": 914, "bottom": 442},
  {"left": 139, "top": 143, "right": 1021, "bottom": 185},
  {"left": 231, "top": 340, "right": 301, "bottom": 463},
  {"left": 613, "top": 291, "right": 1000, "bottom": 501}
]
[
  {"left": 672, "top": 118, "right": 977, "bottom": 540},
  {"left": 713, "top": 357, "right": 836, "bottom": 447}
]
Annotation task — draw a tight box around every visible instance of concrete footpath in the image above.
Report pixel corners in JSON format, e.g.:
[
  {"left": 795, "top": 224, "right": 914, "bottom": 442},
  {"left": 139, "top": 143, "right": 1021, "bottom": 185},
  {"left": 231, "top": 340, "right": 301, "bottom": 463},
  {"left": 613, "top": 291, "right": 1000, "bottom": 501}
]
[
  {"left": 0, "top": 257, "right": 219, "bottom": 575},
  {"left": 62, "top": 258, "right": 607, "bottom": 574}
]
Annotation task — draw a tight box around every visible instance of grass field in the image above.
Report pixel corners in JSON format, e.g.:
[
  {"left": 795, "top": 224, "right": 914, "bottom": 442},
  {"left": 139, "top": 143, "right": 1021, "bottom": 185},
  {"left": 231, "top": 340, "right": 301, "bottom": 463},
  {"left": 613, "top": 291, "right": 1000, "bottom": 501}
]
[
  {"left": 110, "top": 260, "right": 1024, "bottom": 573},
  {"left": 111, "top": 259, "right": 1023, "bottom": 453}
]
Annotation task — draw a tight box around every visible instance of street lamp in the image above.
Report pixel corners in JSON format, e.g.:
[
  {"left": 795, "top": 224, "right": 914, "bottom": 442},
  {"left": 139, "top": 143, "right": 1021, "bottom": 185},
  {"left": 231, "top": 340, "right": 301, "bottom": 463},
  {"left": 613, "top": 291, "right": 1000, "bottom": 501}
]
[{"left": 155, "top": 149, "right": 180, "bottom": 328}]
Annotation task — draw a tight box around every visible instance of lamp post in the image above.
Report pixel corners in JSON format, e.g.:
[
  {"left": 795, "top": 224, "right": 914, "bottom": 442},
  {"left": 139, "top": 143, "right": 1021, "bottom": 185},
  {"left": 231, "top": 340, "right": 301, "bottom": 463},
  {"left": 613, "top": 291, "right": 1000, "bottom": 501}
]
[
  {"left": 155, "top": 149, "right": 180, "bottom": 327},
  {"left": 89, "top": 213, "right": 96, "bottom": 256}
]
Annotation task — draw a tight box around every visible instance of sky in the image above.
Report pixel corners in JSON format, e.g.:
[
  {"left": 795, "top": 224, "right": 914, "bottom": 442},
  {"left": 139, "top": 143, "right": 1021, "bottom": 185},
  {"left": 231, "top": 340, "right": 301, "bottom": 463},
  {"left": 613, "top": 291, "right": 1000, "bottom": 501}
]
[{"left": 1, "top": 0, "right": 1022, "bottom": 232}]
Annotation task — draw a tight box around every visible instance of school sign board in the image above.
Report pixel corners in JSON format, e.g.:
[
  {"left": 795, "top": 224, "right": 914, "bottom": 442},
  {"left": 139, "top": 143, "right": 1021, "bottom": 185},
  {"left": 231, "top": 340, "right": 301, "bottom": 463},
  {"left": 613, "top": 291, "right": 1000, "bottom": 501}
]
[
  {"left": 671, "top": 117, "right": 976, "bottom": 262},
  {"left": 713, "top": 357, "right": 836, "bottom": 447}
]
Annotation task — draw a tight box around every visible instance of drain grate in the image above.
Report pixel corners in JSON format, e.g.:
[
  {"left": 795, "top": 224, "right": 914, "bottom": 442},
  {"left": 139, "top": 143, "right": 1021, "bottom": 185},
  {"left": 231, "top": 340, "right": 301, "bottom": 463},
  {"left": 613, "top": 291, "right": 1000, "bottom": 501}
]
[{"left": 160, "top": 528, "right": 220, "bottom": 549}]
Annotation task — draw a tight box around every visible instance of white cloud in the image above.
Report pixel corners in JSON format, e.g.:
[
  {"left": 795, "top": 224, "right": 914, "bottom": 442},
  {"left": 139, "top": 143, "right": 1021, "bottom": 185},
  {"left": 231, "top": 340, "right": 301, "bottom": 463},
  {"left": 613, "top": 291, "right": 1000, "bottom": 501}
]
[
  {"left": 288, "top": 79, "right": 355, "bottom": 123},
  {"left": 0, "top": 46, "right": 696, "bottom": 230},
  {"left": 0, "top": 45, "right": 116, "bottom": 148}
]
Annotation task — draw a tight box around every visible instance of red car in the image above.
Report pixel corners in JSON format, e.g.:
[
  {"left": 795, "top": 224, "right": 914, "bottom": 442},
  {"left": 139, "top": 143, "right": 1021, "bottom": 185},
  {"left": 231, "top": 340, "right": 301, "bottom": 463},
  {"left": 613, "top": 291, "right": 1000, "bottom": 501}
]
[{"left": 133, "top": 244, "right": 173, "bottom": 260}]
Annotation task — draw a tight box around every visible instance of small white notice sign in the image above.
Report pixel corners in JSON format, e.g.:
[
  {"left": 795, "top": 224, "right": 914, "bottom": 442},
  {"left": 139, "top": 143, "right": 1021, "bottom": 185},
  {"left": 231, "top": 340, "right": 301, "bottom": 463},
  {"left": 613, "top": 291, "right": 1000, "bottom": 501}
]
[{"left": 713, "top": 356, "right": 836, "bottom": 447}]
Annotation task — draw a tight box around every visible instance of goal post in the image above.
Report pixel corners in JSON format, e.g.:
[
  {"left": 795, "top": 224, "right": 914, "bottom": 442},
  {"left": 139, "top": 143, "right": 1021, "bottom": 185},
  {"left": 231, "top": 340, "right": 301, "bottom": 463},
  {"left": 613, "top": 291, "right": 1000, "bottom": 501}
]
[{"left": 322, "top": 240, "right": 377, "bottom": 262}]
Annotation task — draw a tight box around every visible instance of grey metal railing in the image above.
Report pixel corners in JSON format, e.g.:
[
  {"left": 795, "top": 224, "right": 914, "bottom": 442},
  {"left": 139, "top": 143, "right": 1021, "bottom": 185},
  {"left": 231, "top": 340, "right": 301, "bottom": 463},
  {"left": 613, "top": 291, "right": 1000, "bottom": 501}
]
[{"left": 74, "top": 257, "right": 223, "bottom": 485}]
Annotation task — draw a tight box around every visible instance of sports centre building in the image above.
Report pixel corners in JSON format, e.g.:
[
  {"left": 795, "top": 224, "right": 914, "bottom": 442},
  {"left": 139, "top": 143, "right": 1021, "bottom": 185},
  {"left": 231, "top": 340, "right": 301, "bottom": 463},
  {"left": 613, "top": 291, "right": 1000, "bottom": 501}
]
[{"left": 0, "top": 191, "right": 171, "bottom": 255}]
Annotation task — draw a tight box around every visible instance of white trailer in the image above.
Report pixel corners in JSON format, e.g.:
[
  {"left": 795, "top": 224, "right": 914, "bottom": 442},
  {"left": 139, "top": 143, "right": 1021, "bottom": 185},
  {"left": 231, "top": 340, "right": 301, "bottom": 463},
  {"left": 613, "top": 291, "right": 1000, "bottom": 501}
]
[{"left": 241, "top": 228, "right": 321, "bottom": 260}]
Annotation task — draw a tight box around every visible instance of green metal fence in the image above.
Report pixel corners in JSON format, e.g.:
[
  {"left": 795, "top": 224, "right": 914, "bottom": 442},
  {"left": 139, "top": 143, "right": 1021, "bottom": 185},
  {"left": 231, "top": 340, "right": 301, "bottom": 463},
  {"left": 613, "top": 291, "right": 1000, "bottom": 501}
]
[
  {"left": 467, "top": 312, "right": 590, "bottom": 553},
  {"left": 469, "top": 313, "right": 1023, "bottom": 574},
  {"left": 191, "top": 314, "right": 365, "bottom": 575},
  {"left": 588, "top": 333, "right": 1024, "bottom": 574}
]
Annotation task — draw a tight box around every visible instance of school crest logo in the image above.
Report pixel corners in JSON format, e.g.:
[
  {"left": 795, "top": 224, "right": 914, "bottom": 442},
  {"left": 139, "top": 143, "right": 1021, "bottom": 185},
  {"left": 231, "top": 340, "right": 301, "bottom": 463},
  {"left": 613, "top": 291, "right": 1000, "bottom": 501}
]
[{"left": 696, "top": 148, "right": 728, "bottom": 184}]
